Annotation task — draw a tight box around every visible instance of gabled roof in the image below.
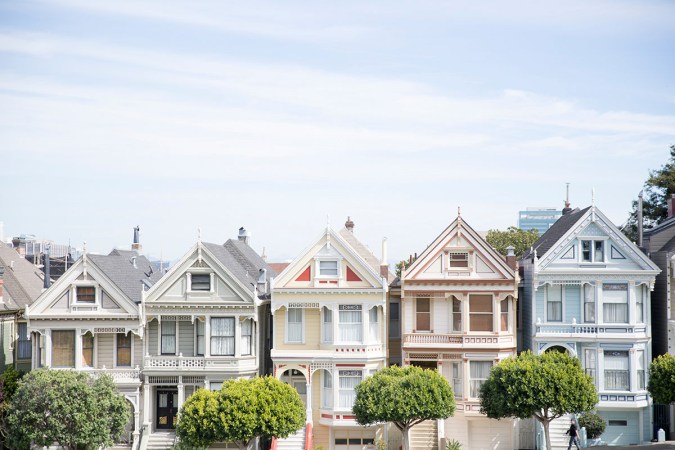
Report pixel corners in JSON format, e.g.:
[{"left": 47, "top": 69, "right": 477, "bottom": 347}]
[
  {"left": 338, "top": 228, "right": 394, "bottom": 284},
  {"left": 522, "top": 207, "right": 591, "bottom": 260},
  {"left": 0, "top": 246, "right": 44, "bottom": 311},
  {"left": 201, "top": 242, "right": 262, "bottom": 293},
  {"left": 223, "top": 239, "right": 277, "bottom": 291},
  {"left": 88, "top": 250, "right": 163, "bottom": 304}
]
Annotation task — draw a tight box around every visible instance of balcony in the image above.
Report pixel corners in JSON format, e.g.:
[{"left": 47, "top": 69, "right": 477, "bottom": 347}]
[
  {"left": 402, "top": 333, "right": 514, "bottom": 349},
  {"left": 143, "top": 355, "right": 257, "bottom": 372},
  {"left": 535, "top": 323, "right": 647, "bottom": 338},
  {"left": 82, "top": 367, "right": 141, "bottom": 384}
]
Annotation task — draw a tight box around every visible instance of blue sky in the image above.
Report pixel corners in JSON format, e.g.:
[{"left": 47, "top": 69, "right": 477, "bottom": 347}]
[{"left": 1, "top": 0, "right": 674, "bottom": 264}]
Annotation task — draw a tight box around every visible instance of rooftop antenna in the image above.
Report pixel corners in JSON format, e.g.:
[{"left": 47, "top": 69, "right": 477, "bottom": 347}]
[
  {"left": 197, "top": 227, "right": 201, "bottom": 243},
  {"left": 592, "top": 187, "right": 596, "bottom": 207},
  {"left": 566, "top": 182, "right": 570, "bottom": 203}
]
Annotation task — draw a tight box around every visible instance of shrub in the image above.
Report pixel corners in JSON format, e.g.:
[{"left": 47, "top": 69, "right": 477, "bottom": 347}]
[
  {"left": 446, "top": 439, "right": 462, "bottom": 450},
  {"left": 578, "top": 411, "right": 606, "bottom": 439}
]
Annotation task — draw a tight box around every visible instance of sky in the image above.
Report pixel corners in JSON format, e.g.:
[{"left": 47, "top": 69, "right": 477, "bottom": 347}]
[{"left": 1, "top": 0, "right": 674, "bottom": 265}]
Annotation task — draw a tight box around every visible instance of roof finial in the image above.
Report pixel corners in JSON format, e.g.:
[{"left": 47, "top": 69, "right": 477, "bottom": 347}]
[
  {"left": 592, "top": 187, "right": 595, "bottom": 207},
  {"left": 457, "top": 206, "right": 461, "bottom": 217},
  {"left": 197, "top": 227, "right": 202, "bottom": 242}
]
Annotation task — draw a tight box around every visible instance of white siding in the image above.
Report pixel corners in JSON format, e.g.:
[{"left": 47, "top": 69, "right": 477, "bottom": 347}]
[
  {"left": 433, "top": 298, "right": 449, "bottom": 334},
  {"left": 178, "top": 320, "right": 194, "bottom": 357},
  {"left": 148, "top": 320, "right": 158, "bottom": 356}
]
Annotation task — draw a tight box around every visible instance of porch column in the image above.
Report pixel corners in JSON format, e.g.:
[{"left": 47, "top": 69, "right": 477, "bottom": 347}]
[
  {"left": 45, "top": 329, "right": 52, "bottom": 367},
  {"left": 132, "top": 391, "right": 140, "bottom": 448},
  {"left": 306, "top": 381, "right": 313, "bottom": 424},
  {"left": 143, "top": 379, "right": 151, "bottom": 426},
  {"left": 363, "top": 305, "right": 369, "bottom": 344},
  {"left": 177, "top": 377, "right": 185, "bottom": 410}
]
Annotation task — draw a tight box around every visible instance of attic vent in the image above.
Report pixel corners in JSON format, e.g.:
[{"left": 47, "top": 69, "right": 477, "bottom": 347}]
[{"left": 192, "top": 260, "right": 208, "bottom": 268}]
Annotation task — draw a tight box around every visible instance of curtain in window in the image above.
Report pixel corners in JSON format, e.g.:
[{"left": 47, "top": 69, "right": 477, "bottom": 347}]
[
  {"left": 500, "top": 299, "right": 509, "bottom": 331},
  {"left": 287, "top": 308, "right": 303, "bottom": 342},
  {"left": 339, "top": 310, "right": 362, "bottom": 342},
  {"left": 451, "top": 298, "right": 462, "bottom": 332},
  {"left": 322, "top": 307, "right": 333, "bottom": 343},
  {"left": 82, "top": 333, "right": 94, "bottom": 367},
  {"left": 52, "top": 330, "right": 75, "bottom": 368},
  {"left": 161, "top": 321, "right": 176, "bottom": 355},
  {"left": 369, "top": 307, "right": 379, "bottom": 343},
  {"left": 469, "top": 295, "right": 493, "bottom": 331},
  {"left": 117, "top": 333, "right": 132, "bottom": 366},
  {"left": 322, "top": 372, "right": 333, "bottom": 408},
  {"left": 604, "top": 351, "right": 629, "bottom": 390},
  {"left": 547, "top": 286, "right": 562, "bottom": 322},
  {"left": 584, "top": 284, "right": 596, "bottom": 323},
  {"left": 594, "top": 241, "right": 604, "bottom": 262},
  {"left": 338, "top": 370, "right": 362, "bottom": 409},
  {"left": 211, "top": 318, "right": 235, "bottom": 356},
  {"left": 469, "top": 361, "right": 492, "bottom": 398},
  {"left": 603, "top": 285, "right": 628, "bottom": 323},
  {"left": 17, "top": 323, "right": 31, "bottom": 359},
  {"left": 241, "top": 319, "right": 252, "bottom": 356},
  {"left": 196, "top": 320, "right": 205, "bottom": 356},
  {"left": 637, "top": 350, "right": 645, "bottom": 390},
  {"left": 452, "top": 362, "right": 462, "bottom": 398}
]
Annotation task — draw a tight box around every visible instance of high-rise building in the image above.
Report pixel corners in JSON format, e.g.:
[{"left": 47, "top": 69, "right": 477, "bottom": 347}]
[{"left": 518, "top": 207, "right": 562, "bottom": 234}]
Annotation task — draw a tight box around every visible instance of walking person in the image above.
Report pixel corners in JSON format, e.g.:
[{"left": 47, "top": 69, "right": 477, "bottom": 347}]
[{"left": 565, "top": 418, "right": 581, "bottom": 450}]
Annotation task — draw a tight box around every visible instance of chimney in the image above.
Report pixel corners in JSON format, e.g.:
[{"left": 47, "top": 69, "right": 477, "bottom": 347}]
[
  {"left": 131, "top": 226, "right": 142, "bottom": 253},
  {"left": 380, "top": 238, "right": 389, "bottom": 279},
  {"left": 258, "top": 268, "right": 267, "bottom": 293},
  {"left": 238, "top": 227, "right": 251, "bottom": 245},
  {"left": 43, "top": 245, "right": 51, "bottom": 289},
  {"left": 0, "top": 266, "right": 4, "bottom": 302},
  {"left": 345, "top": 216, "right": 354, "bottom": 233},
  {"left": 562, "top": 183, "right": 573, "bottom": 215},
  {"left": 506, "top": 246, "right": 517, "bottom": 270}
]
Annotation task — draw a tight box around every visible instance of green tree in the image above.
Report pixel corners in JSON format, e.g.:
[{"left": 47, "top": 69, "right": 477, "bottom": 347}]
[
  {"left": 623, "top": 146, "right": 675, "bottom": 241},
  {"left": 353, "top": 365, "right": 455, "bottom": 450},
  {"left": 479, "top": 351, "right": 597, "bottom": 450},
  {"left": 6, "top": 368, "right": 131, "bottom": 450},
  {"left": 177, "top": 376, "right": 305, "bottom": 450},
  {"left": 486, "top": 227, "right": 540, "bottom": 258},
  {"left": 0, "top": 366, "right": 24, "bottom": 446},
  {"left": 647, "top": 353, "right": 675, "bottom": 405}
]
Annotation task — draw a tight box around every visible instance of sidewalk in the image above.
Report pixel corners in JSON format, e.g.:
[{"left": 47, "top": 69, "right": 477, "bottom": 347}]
[{"left": 594, "top": 443, "right": 675, "bottom": 450}]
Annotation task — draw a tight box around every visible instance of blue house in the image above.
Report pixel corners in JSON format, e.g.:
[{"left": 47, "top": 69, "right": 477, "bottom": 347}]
[{"left": 520, "top": 204, "right": 660, "bottom": 447}]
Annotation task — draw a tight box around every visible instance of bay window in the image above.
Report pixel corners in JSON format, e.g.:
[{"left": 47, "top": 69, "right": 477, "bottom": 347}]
[
  {"left": 469, "top": 295, "right": 493, "bottom": 331},
  {"left": 500, "top": 298, "right": 510, "bottom": 331},
  {"left": 241, "top": 319, "right": 253, "bottom": 356},
  {"left": 369, "top": 307, "right": 379, "bottom": 343},
  {"left": 52, "top": 330, "right": 75, "bottom": 368},
  {"left": 451, "top": 297, "right": 462, "bottom": 332},
  {"left": 636, "top": 284, "right": 645, "bottom": 323},
  {"left": 583, "top": 284, "right": 596, "bottom": 323},
  {"left": 338, "top": 370, "right": 362, "bottom": 409},
  {"left": 339, "top": 305, "right": 362, "bottom": 342},
  {"left": 116, "top": 333, "right": 131, "bottom": 366},
  {"left": 470, "top": 361, "right": 492, "bottom": 398},
  {"left": 451, "top": 361, "right": 462, "bottom": 398},
  {"left": 211, "top": 317, "right": 235, "bottom": 356},
  {"left": 287, "top": 308, "right": 303, "bottom": 343},
  {"left": 415, "top": 298, "right": 431, "bottom": 331},
  {"left": 82, "top": 332, "right": 94, "bottom": 367},
  {"left": 322, "top": 307, "right": 333, "bottom": 343},
  {"left": 603, "top": 284, "right": 628, "bottom": 323},
  {"left": 604, "top": 351, "right": 629, "bottom": 390},
  {"left": 546, "top": 285, "right": 562, "bottom": 322},
  {"left": 637, "top": 350, "right": 645, "bottom": 390},
  {"left": 161, "top": 320, "right": 176, "bottom": 355}
]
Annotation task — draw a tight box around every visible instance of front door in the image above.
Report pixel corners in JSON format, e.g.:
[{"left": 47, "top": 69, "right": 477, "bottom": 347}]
[{"left": 156, "top": 390, "right": 178, "bottom": 429}]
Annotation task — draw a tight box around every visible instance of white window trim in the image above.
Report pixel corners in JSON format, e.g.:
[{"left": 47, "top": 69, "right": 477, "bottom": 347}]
[
  {"left": 545, "top": 284, "right": 564, "bottom": 323},
  {"left": 314, "top": 257, "right": 342, "bottom": 279},
  {"left": 445, "top": 249, "right": 471, "bottom": 271},
  {"left": 114, "top": 333, "right": 134, "bottom": 368},
  {"left": 71, "top": 281, "right": 100, "bottom": 307},
  {"left": 468, "top": 360, "right": 493, "bottom": 399},
  {"left": 579, "top": 238, "right": 608, "bottom": 263},
  {"left": 414, "top": 297, "right": 432, "bottom": 333},
  {"left": 240, "top": 317, "right": 254, "bottom": 356},
  {"left": 187, "top": 271, "right": 215, "bottom": 293},
  {"left": 285, "top": 307, "right": 305, "bottom": 344},
  {"left": 195, "top": 318, "right": 205, "bottom": 356}
]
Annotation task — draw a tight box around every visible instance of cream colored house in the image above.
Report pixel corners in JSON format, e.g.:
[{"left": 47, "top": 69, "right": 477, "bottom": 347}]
[
  {"left": 271, "top": 220, "right": 392, "bottom": 450},
  {"left": 401, "top": 214, "right": 519, "bottom": 450}
]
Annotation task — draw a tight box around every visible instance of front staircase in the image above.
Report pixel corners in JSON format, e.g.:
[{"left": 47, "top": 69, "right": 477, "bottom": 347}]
[
  {"left": 144, "top": 430, "right": 176, "bottom": 450},
  {"left": 276, "top": 426, "right": 306, "bottom": 450},
  {"left": 410, "top": 420, "right": 438, "bottom": 450},
  {"left": 545, "top": 414, "right": 576, "bottom": 450}
]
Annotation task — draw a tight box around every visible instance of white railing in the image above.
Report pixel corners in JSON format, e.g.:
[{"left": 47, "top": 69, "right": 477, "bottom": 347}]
[
  {"left": 83, "top": 367, "right": 141, "bottom": 383},
  {"left": 536, "top": 324, "right": 647, "bottom": 334},
  {"left": 403, "top": 334, "right": 513, "bottom": 346},
  {"left": 143, "top": 355, "right": 256, "bottom": 370}
]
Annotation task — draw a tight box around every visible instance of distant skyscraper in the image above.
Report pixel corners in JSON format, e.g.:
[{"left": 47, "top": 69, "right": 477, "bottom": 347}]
[{"left": 518, "top": 207, "right": 562, "bottom": 234}]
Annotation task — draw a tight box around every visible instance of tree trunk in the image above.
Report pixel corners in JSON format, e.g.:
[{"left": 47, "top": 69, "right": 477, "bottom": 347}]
[
  {"left": 402, "top": 425, "right": 410, "bottom": 450},
  {"left": 543, "top": 419, "right": 551, "bottom": 450}
]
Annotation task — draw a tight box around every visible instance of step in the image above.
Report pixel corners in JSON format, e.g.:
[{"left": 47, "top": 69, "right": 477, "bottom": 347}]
[{"left": 410, "top": 420, "right": 438, "bottom": 450}]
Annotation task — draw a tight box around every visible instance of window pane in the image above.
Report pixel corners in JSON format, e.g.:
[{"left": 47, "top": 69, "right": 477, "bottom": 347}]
[
  {"left": 604, "top": 351, "right": 629, "bottom": 390},
  {"left": 416, "top": 298, "right": 430, "bottom": 313},
  {"left": 582, "top": 241, "right": 591, "bottom": 262},
  {"left": 241, "top": 319, "right": 252, "bottom": 356},
  {"left": 52, "top": 330, "right": 75, "bottom": 367},
  {"left": 594, "top": 241, "right": 604, "bottom": 262},
  {"left": 500, "top": 299, "right": 509, "bottom": 331},
  {"left": 339, "top": 309, "right": 363, "bottom": 342},
  {"left": 584, "top": 285, "right": 596, "bottom": 323},
  {"left": 470, "top": 295, "right": 493, "bottom": 332},
  {"left": 82, "top": 333, "right": 94, "bottom": 367},
  {"left": 470, "top": 361, "right": 492, "bottom": 398},
  {"left": 77, "top": 286, "right": 95, "bottom": 303},
  {"left": 197, "top": 320, "right": 205, "bottom": 355},
  {"left": 338, "top": 370, "right": 362, "bottom": 409},
  {"left": 161, "top": 321, "right": 176, "bottom": 354},
  {"left": 288, "top": 308, "right": 303, "bottom": 342},
  {"left": 449, "top": 252, "right": 469, "bottom": 268},
  {"left": 117, "top": 333, "right": 132, "bottom": 366},
  {"left": 17, "top": 323, "right": 31, "bottom": 359},
  {"left": 211, "top": 318, "right": 235, "bottom": 356},
  {"left": 319, "top": 261, "right": 338, "bottom": 276},
  {"left": 470, "top": 295, "right": 492, "bottom": 312}
]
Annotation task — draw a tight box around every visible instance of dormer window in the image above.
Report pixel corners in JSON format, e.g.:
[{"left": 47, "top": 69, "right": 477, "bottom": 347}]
[
  {"left": 76, "top": 286, "right": 95, "bottom": 303},
  {"left": 319, "top": 260, "right": 339, "bottom": 277},
  {"left": 581, "top": 240, "right": 604, "bottom": 263},
  {"left": 191, "top": 274, "right": 211, "bottom": 291},
  {"left": 448, "top": 252, "right": 469, "bottom": 268}
]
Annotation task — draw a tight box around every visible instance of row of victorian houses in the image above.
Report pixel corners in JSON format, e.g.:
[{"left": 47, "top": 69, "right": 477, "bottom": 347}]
[{"left": 1, "top": 200, "right": 674, "bottom": 450}]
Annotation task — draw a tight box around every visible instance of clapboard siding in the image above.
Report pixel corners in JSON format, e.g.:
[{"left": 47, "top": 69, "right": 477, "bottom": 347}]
[
  {"left": 97, "top": 334, "right": 114, "bottom": 368},
  {"left": 178, "top": 320, "right": 194, "bottom": 357}
]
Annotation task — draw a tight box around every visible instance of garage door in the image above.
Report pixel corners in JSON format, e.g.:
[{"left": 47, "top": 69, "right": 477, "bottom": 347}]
[
  {"left": 468, "top": 419, "right": 512, "bottom": 450},
  {"left": 600, "top": 411, "right": 640, "bottom": 445}
]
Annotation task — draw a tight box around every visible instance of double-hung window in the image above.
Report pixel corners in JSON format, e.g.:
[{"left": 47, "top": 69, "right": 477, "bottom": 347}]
[
  {"left": 211, "top": 318, "right": 235, "bottom": 356},
  {"left": 116, "top": 333, "right": 131, "bottom": 366},
  {"left": 449, "top": 252, "right": 469, "bottom": 268},
  {"left": 470, "top": 361, "right": 492, "bottom": 398},
  {"left": 161, "top": 321, "right": 176, "bottom": 355},
  {"left": 637, "top": 350, "right": 645, "bottom": 390},
  {"left": 583, "top": 284, "right": 596, "bottom": 323},
  {"left": 635, "top": 284, "right": 645, "bottom": 323},
  {"left": 546, "top": 285, "right": 562, "bottom": 322},
  {"left": 604, "top": 351, "right": 629, "bottom": 390},
  {"left": 76, "top": 286, "right": 95, "bottom": 303},
  {"left": 241, "top": 319, "right": 253, "bottom": 356},
  {"left": 581, "top": 240, "right": 605, "bottom": 262},
  {"left": 415, "top": 298, "right": 431, "bottom": 331},
  {"left": 339, "top": 305, "right": 362, "bottom": 343},
  {"left": 389, "top": 302, "right": 400, "bottom": 339},
  {"left": 338, "top": 370, "right": 362, "bottom": 409},
  {"left": 287, "top": 308, "right": 303, "bottom": 343},
  {"left": 469, "top": 295, "right": 493, "bottom": 331},
  {"left": 603, "top": 284, "right": 628, "bottom": 323},
  {"left": 368, "top": 307, "right": 379, "bottom": 343},
  {"left": 322, "top": 307, "right": 333, "bottom": 343},
  {"left": 500, "top": 299, "right": 510, "bottom": 332},
  {"left": 319, "top": 260, "right": 338, "bottom": 277},
  {"left": 584, "top": 348, "right": 597, "bottom": 386},
  {"left": 17, "top": 323, "right": 31, "bottom": 360},
  {"left": 451, "top": 361, "right": 463, "bottom": 398},
  {"left": 191, "top": 274, "right": 210, "bottom": 291},
  {"left": 322, "top": 372, "right": 333, "bottom": 408},
  {"left": 451, "top": 297, "right": 462, "bottom": 332},
  {"left": 196, "top": 320, "right": 205, "bottom": 356},
  {"left": 52, "top": 330, "right": 75, "bottom": 368},
  {"left": 82, "top": 332, "right": 94, "bottom": 367}
]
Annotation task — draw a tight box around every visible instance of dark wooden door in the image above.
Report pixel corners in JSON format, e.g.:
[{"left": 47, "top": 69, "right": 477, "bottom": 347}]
[{"left": 156, "top": 390, "right": 178, "bottom": 429}]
